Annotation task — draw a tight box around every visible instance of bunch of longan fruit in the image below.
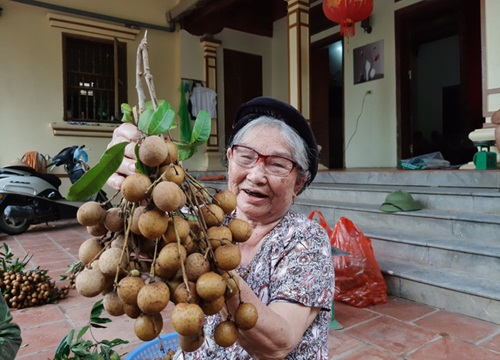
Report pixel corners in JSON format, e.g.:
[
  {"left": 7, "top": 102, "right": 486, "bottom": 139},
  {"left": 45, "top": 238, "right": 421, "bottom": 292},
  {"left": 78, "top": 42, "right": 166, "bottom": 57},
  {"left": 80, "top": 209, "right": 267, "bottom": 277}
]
[
  {"left": 74, "top": 134, "right": 258, "bottom": 352},
  {"left": 0, "top": 268, "right": 70, "bottom": 309}
]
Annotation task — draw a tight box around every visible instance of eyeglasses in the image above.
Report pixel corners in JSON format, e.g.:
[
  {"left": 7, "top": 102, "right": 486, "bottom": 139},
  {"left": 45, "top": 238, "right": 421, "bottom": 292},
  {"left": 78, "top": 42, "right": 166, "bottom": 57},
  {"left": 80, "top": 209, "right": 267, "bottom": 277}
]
[{"left": 230, "top": 144, "right": 297, "bottom": 177}]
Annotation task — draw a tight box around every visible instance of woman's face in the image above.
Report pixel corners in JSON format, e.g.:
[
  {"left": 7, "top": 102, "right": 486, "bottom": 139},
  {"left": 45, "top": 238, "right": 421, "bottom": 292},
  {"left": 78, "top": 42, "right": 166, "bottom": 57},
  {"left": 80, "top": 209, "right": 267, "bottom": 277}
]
[{"left": 227, "top": 125, "right": 306, "bottom": 224}]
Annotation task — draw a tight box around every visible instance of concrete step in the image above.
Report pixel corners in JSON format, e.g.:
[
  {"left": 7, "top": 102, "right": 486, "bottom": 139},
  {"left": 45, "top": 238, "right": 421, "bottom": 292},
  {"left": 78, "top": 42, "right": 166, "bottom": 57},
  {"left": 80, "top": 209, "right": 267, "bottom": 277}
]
[
  {"left": 365, "top": 227, "right": 500, "bottom": 281},
  {"left": 314, "top": 169, "right": 500, "bottom": 189},
  {"left": 379, "top": 258, "right": 500, "bottom": 324},
  {"left": 302, "top": 183, "right": 500, "bottom": 214},
  {"left": 292, "top": 199, "right": 500, "bottom": 244}
]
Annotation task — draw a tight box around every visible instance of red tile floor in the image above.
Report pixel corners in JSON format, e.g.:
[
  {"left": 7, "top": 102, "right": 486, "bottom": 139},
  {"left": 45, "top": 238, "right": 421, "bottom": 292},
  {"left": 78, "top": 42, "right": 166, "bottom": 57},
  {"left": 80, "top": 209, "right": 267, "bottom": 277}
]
[{"left": 2, "top": 219, "right": 500, "bottom": 359}]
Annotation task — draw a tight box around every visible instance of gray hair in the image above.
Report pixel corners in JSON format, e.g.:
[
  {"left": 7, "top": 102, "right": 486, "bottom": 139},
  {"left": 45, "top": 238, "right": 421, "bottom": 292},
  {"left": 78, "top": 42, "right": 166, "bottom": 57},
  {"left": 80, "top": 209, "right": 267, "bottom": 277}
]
[{"left": 228, "top": 116, "right": 311, "bottom": 186}]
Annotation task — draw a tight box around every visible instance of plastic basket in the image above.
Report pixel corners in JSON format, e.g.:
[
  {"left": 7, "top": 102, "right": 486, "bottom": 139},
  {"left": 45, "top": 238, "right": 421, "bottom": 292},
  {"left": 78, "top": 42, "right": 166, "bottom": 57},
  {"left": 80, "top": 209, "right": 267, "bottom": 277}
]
[{"left": 125, "top": 332, "right": 179, "bottom": 360}]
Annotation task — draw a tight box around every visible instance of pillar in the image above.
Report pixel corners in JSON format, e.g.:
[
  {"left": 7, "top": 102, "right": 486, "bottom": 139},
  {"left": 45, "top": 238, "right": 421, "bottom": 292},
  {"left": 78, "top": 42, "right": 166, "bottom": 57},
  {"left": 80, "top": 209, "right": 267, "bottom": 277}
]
[{"left": 286, "top": 0, "right": 310, "bottom": 119}]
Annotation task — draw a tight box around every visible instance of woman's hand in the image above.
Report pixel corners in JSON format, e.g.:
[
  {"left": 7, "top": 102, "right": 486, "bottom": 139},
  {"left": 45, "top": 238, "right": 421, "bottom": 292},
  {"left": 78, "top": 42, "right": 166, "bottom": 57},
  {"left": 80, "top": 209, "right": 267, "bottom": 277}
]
[{"left": 106, "top": 123, "right": 142, "bottom": 190}]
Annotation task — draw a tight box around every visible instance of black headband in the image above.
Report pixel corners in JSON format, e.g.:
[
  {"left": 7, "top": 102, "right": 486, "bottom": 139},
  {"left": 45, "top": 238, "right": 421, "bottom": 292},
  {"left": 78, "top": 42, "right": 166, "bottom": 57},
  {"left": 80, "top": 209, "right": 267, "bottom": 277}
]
[{"left": 228, "top": 96, "right": 318, "bottom": 186}]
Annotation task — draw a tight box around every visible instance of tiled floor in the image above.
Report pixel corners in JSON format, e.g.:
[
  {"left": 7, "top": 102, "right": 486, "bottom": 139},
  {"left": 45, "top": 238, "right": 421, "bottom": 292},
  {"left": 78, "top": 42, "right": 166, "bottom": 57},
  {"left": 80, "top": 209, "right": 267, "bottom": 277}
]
[{"left": 2, "top": 219, "right": 500, "bottom": 359}]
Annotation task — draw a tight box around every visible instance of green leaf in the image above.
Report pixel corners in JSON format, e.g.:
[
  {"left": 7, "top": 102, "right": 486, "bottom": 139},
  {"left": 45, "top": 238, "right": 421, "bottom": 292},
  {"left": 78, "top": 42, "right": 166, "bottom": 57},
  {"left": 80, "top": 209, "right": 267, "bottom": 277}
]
[
  {"left": 191, "top": 110, "right": 211, "bottom": 146},
  {"left": 148, "top": 101, "right": 176, "bottom": 135},
  {"left": 138, "top": 108, "right": 154, "bottom": 133},
  {"left": 77, "top": 326, "right": 90, "bottom": 341},
  {"left": 121, "top": 103, "right": 133, "bottom": 123},
  {"left": 176, "top": 142, "right": 197, "bottom": 161},
  {"left": 133, "top": 143, "right": 149, "bottom": 176},
  {"left": 67, "top": 142, "right": 127, "bottom": 201}
]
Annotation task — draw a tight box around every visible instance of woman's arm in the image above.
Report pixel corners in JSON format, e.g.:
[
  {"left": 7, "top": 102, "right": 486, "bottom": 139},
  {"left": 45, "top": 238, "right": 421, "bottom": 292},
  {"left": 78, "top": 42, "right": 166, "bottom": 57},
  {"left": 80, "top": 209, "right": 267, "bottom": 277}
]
[{"left": 224, "top": 276, "right": 320, "bottom": 360}]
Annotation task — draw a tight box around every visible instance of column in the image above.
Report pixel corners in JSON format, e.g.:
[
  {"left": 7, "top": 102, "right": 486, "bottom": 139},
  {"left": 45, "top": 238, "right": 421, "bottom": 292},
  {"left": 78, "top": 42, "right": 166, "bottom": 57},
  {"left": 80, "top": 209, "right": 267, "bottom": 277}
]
[
  {"left": 286, "top": 0, "right": 310, "bottom": 119},
  {"left": 200, "top": 35, "right": 222, "bottom": 151}
]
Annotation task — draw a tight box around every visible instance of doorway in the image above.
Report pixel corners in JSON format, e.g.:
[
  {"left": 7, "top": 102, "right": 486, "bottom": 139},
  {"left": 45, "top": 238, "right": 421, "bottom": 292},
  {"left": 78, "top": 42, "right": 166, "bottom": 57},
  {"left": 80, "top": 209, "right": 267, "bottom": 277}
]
[
  {"left": 223, "top": 49, "right": 263, "bottom": 147},
  {"left": 310, "top": 35, "right": 344, "bottom": 169},
  {"left": 395, "top": 0, "right": 482, "bottom": 166}
]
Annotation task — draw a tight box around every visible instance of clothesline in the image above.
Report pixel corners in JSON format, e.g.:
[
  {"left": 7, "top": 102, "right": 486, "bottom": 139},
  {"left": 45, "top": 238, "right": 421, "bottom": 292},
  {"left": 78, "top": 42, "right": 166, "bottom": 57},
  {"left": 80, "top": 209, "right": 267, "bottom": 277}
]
[{"left": 181, "top": 77, "right": 205, "bottom": 86}]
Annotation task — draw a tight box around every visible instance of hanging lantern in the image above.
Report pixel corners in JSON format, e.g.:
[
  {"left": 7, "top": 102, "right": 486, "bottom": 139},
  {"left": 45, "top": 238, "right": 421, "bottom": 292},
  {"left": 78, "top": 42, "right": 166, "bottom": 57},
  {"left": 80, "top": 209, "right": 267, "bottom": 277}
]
[{"left": 323, "top": 0, "right": 373, "bottom": 38}]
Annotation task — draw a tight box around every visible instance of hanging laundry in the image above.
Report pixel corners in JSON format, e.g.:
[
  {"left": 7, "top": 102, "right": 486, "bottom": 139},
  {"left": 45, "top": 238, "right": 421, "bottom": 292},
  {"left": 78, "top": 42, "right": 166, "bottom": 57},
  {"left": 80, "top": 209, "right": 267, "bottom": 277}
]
[{"left": 190, "top": 86, "right": 217, "bottom": 118}]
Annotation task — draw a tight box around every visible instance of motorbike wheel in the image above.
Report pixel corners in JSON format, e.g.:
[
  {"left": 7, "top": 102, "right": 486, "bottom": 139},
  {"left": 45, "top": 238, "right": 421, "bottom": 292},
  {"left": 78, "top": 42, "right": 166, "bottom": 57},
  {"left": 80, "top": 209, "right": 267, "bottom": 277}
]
[{"left": 0, "top": 201, "right": 32, "bottom": 235}]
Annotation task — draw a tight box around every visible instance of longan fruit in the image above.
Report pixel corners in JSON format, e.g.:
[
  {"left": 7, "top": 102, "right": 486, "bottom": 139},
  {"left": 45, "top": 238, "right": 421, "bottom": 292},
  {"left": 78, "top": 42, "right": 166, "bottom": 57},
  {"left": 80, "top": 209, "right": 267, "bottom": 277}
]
[
  {"left": 155, "top": 243, "right": 187, "bottom": 279},
  {"left": 178, "top": 331, "right": 205, "bottom": 352},
  {"left": 138, "top": 209, "right": 169, "bottom": 239},
  {"left": 152, "top": 181, "right": 185, "bottom": 212},
  {"left": 185, "top": 252, "right": 210, "bottom": 281},
  {"left": 121, "top": 173, "right": 152, "bottom": 203},
  {"left": 214, "top": 320, "right": 238, "bottom": 347},
  {"left": 130, "top": 206, "right": 147, "bottom": 235},
  {"left": 162, "top": 139, "right": 179, "bottom": 165},
  {"left": 214, "top": 244, "right": 241, "bottom": 271},
  {"left": 75, "top": 268, "right": 107, "bottom": 297},
  {"left": 136, "top": 281, "right": 170, "bottom": 315},
  {"left": 228, "top": 218, "right": 253, "bottom": 243},
  {"left": 78, "top": 237, "right": 103, "bottom": 265},
  {"left": 134, "top": 313, "right": 163, "bottom": 341},
  {"left": 196, "top": 271, "right": 226, "bottom": 301},
  {"left": 138, "top": 135, "right": 168, "bottom": 167},
  {"left": 117, "top": 276, "right": 145, "bottom": 306},
  {"left": 207, "top": 225, "right": 232, "bottom": 249},
  {"left": 234, "top": 302, "right": 258, "bottom": 330},
  {"left": 212, "top": 189, "right": 237, "bottom": 214},
  {"left": 160, "top": 164, "right": 185, "bottom": 185},
  {"left": 104, "top": 207, "right": 124, "bottom": 233},
  {"left": 162, "top": 216, "right": 190, "bottom": 244},
  {"left": 200, "top": 204, "right": 224, "bottom": 227},
  {"left": 103, "top": 290, "right": 125, "bottom": 316},
  {"left": 77, "top": 201, "right": 106, "bottom": 226},
  {"left": 98, "top": 247, "right": 128, "bottom": 277},
  {"left": 171, "top": 303, "right": 205, "bottom": 336}
]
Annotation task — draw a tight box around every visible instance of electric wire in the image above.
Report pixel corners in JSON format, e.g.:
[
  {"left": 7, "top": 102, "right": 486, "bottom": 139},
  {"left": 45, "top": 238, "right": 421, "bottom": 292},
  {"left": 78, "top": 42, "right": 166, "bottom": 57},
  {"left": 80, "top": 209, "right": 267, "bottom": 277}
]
[{"left": 344, "top": 91, "right": 370, "bottom": 154}]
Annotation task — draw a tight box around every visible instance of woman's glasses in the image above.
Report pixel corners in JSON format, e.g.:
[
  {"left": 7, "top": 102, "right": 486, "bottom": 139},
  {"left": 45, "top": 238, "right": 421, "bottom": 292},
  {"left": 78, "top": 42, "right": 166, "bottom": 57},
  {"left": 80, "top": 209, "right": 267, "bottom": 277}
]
[{"left": 230, "top": 145, "right": 297, "bottom": 177}]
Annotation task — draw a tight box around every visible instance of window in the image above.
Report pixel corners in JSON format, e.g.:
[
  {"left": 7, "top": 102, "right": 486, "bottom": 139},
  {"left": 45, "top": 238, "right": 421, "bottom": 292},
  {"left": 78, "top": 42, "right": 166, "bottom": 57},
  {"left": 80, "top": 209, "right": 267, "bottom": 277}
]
[{"left": 63, "top": 34, "right": 127, "bottom": 123}]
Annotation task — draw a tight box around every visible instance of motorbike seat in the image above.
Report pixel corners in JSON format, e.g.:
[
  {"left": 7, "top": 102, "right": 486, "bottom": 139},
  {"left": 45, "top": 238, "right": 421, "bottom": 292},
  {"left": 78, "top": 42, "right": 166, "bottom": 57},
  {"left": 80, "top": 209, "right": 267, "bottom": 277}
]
[{"left": 4, "top": 165, "right": 62, "bottom": 188}]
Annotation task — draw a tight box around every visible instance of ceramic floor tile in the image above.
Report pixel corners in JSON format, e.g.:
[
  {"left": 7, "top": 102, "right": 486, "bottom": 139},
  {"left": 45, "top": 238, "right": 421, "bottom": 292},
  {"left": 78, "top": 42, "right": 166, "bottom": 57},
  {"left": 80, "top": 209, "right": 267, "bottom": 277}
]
[
  {"left": 11, "top": 303, "right": 66, "bottom": 329},
  {"left": 333, "top": 301, "right": 379, "bottom": 328},
  {"left": 16, "top": 320, "right": 74, "bottom": 358},
  {"left": 414, "top": 310, "right": 498, "bottom": 343},
  {"left": 407, "top": 336, "right": 500, "bottom": 360},
  {"left": 480, "top": 332, "right": 500, "bottom": 353},
  {"left": 328, "top": 330, "right": 365, "bottom": 357},
  {"left": 332, "top": 345, "right": 403, "bottom": 360},
  {"left": 344, "top": 316, "right": 439, "bottom": 355},
  {"left": 368, "top": 296, "right": 437, "bottom": 322}
]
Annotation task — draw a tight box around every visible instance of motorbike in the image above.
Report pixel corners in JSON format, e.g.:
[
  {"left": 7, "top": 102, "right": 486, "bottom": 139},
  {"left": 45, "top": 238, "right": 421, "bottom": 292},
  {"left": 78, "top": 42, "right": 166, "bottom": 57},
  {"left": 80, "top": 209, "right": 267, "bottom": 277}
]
[{"left": 0, "top": 145, "right": 108, "bottom": 235}]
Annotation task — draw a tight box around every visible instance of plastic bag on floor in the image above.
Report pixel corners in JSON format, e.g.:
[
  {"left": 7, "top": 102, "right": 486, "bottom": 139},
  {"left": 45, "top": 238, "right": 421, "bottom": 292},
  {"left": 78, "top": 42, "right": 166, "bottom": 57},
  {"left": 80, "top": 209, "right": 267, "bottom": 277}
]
[
  {"left": 401, "top": 151, "right": 450, "bottom": 170},
  {"left": 309, "top": 210, "right": 388, "bottom": 307}
]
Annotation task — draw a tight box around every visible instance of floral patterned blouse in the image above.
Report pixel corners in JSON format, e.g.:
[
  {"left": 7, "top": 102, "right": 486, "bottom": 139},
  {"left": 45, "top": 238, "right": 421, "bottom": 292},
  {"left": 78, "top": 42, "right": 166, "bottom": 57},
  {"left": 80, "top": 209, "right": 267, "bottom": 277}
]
[{"left": 174, "top": 210, "right": 335, "bottom": 360}]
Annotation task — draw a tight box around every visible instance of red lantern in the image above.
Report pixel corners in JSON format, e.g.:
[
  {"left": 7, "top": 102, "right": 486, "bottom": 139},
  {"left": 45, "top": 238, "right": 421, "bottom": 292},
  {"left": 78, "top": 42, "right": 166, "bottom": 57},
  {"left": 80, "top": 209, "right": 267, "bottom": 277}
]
[{"left": 323, "top": 0, "right": 373, "bottom": 38}]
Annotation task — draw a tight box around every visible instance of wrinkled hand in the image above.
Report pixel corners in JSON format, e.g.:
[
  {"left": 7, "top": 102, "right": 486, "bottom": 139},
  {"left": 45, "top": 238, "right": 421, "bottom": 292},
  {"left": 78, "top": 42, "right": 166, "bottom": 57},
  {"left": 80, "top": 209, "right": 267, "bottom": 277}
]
[{"left": 106, "top": 123, "right": 142, "bottom": 190}]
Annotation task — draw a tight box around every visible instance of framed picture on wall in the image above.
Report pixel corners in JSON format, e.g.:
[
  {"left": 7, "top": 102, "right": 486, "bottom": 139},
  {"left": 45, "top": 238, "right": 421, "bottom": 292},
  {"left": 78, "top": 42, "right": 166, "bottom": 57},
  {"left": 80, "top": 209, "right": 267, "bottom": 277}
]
[{"left": 353, "top": 40, "right": 384, "bottom": 84}]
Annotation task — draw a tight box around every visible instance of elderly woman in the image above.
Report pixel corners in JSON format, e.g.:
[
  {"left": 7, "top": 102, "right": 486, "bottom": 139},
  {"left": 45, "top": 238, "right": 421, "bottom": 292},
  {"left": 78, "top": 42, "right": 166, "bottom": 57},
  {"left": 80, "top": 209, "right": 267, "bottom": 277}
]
[{"left": 108, "top": 97, "right": 334, "bottom": 359}]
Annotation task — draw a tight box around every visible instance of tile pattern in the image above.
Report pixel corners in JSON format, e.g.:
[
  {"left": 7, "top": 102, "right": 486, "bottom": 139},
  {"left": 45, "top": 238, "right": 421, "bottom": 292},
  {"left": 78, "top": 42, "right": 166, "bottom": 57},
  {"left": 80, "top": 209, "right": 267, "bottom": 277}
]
[{"left": 1, "top": 220, "right": 499, "bottom": 359}]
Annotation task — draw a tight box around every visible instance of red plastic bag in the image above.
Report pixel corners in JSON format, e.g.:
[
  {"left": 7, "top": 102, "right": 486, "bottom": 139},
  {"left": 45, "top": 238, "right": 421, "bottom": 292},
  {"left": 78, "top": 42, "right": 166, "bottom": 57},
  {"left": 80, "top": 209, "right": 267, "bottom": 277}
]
[{"left": 308, "top": 211, "right": 387, "bottom": 307}]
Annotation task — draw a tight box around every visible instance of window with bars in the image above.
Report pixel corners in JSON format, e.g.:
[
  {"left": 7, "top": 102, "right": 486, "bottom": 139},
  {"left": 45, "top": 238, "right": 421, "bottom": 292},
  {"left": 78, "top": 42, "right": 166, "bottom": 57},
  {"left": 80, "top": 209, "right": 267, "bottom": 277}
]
[{"left": 63, "top": 34, "right": 127, "bottom": 123}]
